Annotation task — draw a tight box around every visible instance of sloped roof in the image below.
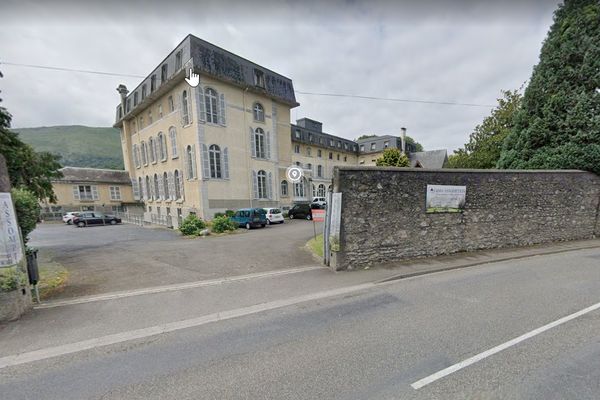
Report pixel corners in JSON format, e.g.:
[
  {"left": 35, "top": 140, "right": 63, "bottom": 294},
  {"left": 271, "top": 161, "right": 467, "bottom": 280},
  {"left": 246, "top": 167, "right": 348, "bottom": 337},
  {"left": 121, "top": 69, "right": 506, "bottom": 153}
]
[
  {"left": 409, "top": 149, "right": 448, "bottom": 169},
  {"left": 55, "top": 167, "right": 131, "bottom": 184}
]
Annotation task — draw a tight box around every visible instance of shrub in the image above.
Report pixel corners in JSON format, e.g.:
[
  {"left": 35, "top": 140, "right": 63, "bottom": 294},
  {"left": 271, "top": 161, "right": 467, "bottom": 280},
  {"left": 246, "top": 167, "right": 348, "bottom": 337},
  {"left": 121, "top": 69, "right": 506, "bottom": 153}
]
[
  {"left": 11, "top": 188, "right": 40, "bottom": 244},
  {"left": 0, "top": 267, "right": 27, "bottom": 292},
  {"left": 179, "top": 214, "right": 206, "bottom": 236},
  {"left": 214, "top": 212, "right": 225, "bottom": 218},
  {"left": 225, "top": 209, "right": 235, "bottom": 217},
  {"left": 211, "top": 215, "right": 237, "bottom": 233}
]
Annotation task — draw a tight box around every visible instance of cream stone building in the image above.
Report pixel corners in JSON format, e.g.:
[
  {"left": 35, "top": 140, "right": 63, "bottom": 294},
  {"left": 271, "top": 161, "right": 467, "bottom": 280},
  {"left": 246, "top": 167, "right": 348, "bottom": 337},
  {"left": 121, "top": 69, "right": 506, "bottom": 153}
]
[
  {"left": 114, "top": 34, "right": 299, "bottom": 227},
  {"left": 42, "top": 167, "right": 137, "bottom": 214},
  {"left": 114, "top": 35, "right": 447, "bottom": 227}
]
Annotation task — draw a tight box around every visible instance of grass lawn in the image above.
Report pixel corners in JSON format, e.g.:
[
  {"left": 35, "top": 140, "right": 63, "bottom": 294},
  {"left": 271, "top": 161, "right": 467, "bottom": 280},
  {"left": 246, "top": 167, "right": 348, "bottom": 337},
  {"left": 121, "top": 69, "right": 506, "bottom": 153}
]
[{"left": 306, "top": 234, "right": 324, "bottom": 258}]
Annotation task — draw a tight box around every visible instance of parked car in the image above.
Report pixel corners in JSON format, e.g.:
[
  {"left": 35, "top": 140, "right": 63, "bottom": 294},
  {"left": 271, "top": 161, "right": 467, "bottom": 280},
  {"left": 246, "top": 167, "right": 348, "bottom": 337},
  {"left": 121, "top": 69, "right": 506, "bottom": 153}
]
[
  {"left": 62, "top": 212, "right": 80, "bottom": 224},
  {"left": 72, "top": 212, "right": 122, "bottom": 227},
  {"left": 288, "top": 203, "right": 314, "bottom": 220},
  {"left": 230, "top": 208, "right": 268, "bottom": 229},
  {"left": 263, "top": 208, "right": 284, "bottom": 225},
  {"left": 312, "top": 197, "right": 327, "bottom": 208}
]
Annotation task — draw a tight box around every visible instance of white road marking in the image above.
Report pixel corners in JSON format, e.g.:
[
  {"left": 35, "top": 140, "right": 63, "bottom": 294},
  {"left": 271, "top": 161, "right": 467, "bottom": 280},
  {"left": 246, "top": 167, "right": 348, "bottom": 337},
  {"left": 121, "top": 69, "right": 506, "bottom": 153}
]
[
  {"left": 0, "top": 282, "right": 376, "bottom": 369},
  {"left": 35, "top": 266, "right": 324, "bottom": 309},
  {"left": 411, "top": 300, "right": 600, "bottom": 390}
]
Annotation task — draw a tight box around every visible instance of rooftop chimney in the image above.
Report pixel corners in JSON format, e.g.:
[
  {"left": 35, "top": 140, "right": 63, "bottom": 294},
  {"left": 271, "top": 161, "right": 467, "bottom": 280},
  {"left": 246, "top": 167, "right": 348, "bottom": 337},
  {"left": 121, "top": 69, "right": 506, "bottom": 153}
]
[
  {"left": 116, "top": 84, "right": 129, "bottom": 116},
  {"left": 400, "top": 127, "right": 407, "bottom": 154}
]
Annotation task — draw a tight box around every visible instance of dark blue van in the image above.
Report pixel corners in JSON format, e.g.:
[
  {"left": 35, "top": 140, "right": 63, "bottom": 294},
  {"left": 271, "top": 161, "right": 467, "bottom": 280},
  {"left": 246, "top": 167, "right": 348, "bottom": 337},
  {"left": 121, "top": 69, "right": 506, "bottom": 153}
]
[{"left": 230, "top": 208, "right": 268, "bottom": 229}]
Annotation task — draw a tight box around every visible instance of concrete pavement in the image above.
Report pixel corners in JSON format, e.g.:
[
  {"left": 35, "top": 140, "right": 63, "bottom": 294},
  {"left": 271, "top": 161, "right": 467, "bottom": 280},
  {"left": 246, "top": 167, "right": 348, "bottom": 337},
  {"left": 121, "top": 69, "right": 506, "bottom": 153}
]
[{"left": 1, "top": 245, "right": 599, "bottom": 399}]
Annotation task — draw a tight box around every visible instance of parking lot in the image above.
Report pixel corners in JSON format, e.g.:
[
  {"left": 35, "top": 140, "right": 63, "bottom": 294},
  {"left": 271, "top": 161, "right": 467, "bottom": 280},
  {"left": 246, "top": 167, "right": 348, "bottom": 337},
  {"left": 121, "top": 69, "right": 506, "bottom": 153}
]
[{"left": 29, "top": 219, "right": 323, "bottom": 299}]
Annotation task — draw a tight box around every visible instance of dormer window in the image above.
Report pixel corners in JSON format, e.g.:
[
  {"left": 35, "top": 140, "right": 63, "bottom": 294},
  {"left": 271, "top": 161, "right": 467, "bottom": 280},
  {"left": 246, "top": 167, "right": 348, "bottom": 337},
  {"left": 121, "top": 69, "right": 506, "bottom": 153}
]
[
  {"left": 161, "top": 64, "right": 168, "bottom": 83},
  {"left": 253, "top": 69, "right": 265, "bottom": 88},
  {"left": 133, "top": 92, "right": 138, "bottom": 106},
  {"left": 370, "top": 142, "right": 376, "bottom": 150},
  {"left": 142, "top": 85, "right": 147, "bottom": 100},
  {"left": 294, "top": 129, "right": 301, "bottom": 139},
  {"left": 150, "top": 75, "right": 156, "bottom": 92},
  {"left": 384, "top": 141, "right": 389, "bottom": 148},
  {"left": 329, "top": 139, "right": 334, "bottom": 146},
  {"left": 360, "top": 145, "right": 365, "bottom": 152},
  {"left": 175, "top": 50, "right": 182, "bottom": 70}
]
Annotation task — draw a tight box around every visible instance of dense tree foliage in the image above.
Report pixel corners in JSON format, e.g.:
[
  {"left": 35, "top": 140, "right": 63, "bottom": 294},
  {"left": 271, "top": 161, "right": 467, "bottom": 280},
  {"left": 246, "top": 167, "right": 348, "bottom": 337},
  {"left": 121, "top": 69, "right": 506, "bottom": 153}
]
[
  {"left": 375, "top": 148, "right": 410, "bottom": 167},
  {"left": 11, "top": 188, "right": 40, "bottom": 244},
  {"left": 0, "top": 71, "right": 62, "bottom": 202},
  {"left": 448, "top": 90, "right": 522, "bottom": 169},
  {"left": 497, "top": 0, "right": 600, "bottom": 174}
]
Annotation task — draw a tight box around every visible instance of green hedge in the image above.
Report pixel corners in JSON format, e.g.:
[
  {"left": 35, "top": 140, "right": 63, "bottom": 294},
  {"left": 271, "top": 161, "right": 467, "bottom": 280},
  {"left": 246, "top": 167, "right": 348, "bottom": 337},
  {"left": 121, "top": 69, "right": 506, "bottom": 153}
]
[
  {"left": 211, "top": 215, "right": 237, "bottom": 233},
  {"left": 179, "top": 214, "right": 206, "bottom": 236}
]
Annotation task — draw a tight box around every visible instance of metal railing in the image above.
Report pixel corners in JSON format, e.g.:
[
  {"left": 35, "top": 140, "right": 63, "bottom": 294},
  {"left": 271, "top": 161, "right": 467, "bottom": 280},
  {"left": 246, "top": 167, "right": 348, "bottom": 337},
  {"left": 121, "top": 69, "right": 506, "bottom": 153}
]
[
  {"left": 150, "top": 214, "right": 173, "bottom": 228},
  {"left": 116, "top": 212, "right": 146, "bottom": 227}
]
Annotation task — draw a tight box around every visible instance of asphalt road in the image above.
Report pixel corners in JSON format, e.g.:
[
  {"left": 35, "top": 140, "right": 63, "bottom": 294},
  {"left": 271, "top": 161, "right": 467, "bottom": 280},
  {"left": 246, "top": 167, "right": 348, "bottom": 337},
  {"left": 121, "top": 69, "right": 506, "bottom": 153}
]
[
  {"left": 29, "top": 219, "right": 321, "bottom": 298},
  {"left": 1, "top": 247, "right": 599, "bottom": 399}
]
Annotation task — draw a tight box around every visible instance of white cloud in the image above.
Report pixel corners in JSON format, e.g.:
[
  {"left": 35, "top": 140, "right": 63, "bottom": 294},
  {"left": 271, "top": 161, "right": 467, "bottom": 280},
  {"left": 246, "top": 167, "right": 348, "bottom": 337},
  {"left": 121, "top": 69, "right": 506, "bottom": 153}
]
[{"left": 0, "top": 0, "right": 558, "bottom": 151}]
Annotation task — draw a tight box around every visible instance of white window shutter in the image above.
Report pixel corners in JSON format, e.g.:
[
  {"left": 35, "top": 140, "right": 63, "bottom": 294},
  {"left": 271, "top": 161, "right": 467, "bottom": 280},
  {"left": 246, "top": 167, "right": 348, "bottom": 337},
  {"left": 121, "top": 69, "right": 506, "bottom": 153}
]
[
  {"left": 187, "top": 93, "right": 193, "bottom": 125},
  {"left": 268, "top": 172, "right": 273, "bottom": 200},
  {"left": 266, "top": 131, "right": 271, "bottom": 160},
  {"left": 177, "top": 95, "right": 184, "bottom": 127},
  {"left": 170, "top": 130, "right": 178, "bottom": 158},
  {"left": 250, "top": 127, "right": 256, "bottom": 157},
  {"left": 168, "top": 172, "right": 174, "bottom": 200},
  {"left": 223, "top": 147, "right": 229, "bottom": 179},
  {"left": 191, "top": 144, "right": 198, "bottom": 179},
  {"left": 131, "top": 179, "right": 140, "bottom": 200},
  {"left": 198, "top": 88, "right": 206, "bottom": 122},
  {"left": 158, "top": 177, "right": 164, "bottom": 200},
  {"left": 179, "top": 172, "right": 185, "bottom": 200},
  {"left": 252, "top": 170, "right": 258, "bottom": 199},
  {"left": 183, "top": 149, "right": 189, "bottom": 180},
  {"left": 202, "top": 144, "right": 210, "bottom": 179},
  {"left": 72, "top": 185, "right": 80, "bottom": 200},
  {"left": 219, "top": 93, "right": 226, "bottom": 126},
  {"left": 92, "top": 186, "right": 99, "bottom": 200}
]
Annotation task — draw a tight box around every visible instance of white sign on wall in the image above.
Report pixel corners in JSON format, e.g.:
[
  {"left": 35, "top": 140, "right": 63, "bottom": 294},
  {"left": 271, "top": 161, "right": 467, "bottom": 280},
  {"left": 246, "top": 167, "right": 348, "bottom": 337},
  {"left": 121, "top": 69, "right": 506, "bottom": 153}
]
[
  {"left": 0, "top": 192, "right": 23, "bottom": 267},
  {"left": 426, "top": 185, "right": 466, "bottom": 213}
]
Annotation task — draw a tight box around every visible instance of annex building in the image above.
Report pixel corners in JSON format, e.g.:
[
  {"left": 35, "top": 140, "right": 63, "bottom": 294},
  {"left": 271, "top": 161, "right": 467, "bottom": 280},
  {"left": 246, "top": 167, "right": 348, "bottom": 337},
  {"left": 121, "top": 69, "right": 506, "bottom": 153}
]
[{"left": 113, "top": 34, "right": 447, "bottom": 228}]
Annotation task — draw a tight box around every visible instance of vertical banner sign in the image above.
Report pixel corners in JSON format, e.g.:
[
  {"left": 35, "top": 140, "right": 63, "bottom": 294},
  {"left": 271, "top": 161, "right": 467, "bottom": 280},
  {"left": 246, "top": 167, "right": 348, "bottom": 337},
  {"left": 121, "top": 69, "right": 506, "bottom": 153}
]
[
  {"left": 329, "top": 193, "right": 342, "bottom": 251},
  {"left": 0, "top": 192, "right": 23, "bottom": 267}
]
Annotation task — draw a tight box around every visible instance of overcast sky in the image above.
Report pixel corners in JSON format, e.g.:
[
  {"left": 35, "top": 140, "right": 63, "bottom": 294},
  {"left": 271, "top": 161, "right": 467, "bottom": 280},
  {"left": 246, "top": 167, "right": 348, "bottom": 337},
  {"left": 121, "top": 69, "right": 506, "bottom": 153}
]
[{"left": 1, "top": 0, "right": 559, "bottom": 152}]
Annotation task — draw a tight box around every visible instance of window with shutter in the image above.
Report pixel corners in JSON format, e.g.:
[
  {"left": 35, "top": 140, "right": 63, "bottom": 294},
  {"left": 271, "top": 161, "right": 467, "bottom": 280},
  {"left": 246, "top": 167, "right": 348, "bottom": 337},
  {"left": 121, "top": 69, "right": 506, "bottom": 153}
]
[
  {"left": 162, "top": 172, "right": 169, "bottom": 200},
  {"left": 174, "top": 170, "right": 182, "bottom": 200},
  {"left": 250, "top": 127, "right": 256, "bottom": 157},
  {"left": 205, "top": 88, "right": 218, "bottom": 123},
  {"left": 267, "top": 172, "right": 273, "bottom": 199},
  {"left": 252, "top": 170, "right": 258, "bottom": 199},
  {"left": 191, "top": 144, "right": 198, "bottom": 179},
  {"left": 265, "top": 131, "right": 271, "bottom": 159},
  {"left": 72, "top": 185, "right": 80, "bottom": 200},
  {"left": 202, "top": 144, "right": 210, "bottom": 179},
  {"left": 178, "top": 170, "right": 185, "bottom": 200},
  {"left": 92, "top": 186, "right": 99, "bottom": 200},
  {"left": 168, "top": 172, "right": 175, "bottom": 200},
  {"left": 219, "top": 93, "right": 226, "bottom": 125},
  {"left": 223, "top": 147, "right": 229, "bottom": 179},
  {"left": 169, "top": 127, "right": 178, "bottom": 158},
  {"left": 132, "top": 179, "right": 140, "bottom": 200}
]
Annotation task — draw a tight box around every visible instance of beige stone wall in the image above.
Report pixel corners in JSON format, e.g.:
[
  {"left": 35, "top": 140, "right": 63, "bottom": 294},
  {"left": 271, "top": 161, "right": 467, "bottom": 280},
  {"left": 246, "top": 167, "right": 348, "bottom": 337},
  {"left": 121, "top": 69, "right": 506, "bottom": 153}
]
[{"left": 47, "top": 182, "right": 134, "bottom": 212}]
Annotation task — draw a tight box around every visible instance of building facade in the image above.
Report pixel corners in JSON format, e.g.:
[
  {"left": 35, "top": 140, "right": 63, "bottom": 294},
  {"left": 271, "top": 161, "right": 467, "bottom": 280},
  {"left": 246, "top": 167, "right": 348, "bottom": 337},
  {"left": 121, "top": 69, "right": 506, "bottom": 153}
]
[
  {"left": 114, "top": 35, "right": 299, "bottom": 227},
  {"left": 114, "top": 35, "right": 447, "bottom": 226},
  {"left": 42, "top": 167, "right": 138, "bottom": 214}
]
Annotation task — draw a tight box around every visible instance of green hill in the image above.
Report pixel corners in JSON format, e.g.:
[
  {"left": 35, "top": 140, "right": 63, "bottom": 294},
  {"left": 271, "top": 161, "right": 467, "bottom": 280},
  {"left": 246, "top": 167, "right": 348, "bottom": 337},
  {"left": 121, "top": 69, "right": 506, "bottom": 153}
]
[{"left": 13, "top": 125, "right": 124, "bottom": 169}]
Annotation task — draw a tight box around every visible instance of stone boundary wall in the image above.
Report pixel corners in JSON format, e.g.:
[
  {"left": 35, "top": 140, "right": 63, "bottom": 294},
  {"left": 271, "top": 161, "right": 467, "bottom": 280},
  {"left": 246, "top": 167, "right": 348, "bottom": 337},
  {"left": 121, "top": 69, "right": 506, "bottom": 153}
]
[{"left": 331, "top": 167, "right": 600, "bottom": 271}]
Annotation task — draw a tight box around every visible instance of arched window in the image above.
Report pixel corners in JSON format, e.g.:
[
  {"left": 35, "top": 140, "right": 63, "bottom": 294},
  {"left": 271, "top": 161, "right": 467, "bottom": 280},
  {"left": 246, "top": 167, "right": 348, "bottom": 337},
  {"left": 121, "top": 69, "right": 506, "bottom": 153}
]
[
  {"left": 317, "top": 165, "right": 323, "bottom": 178},
  {"left": 133, "top": 144, "right": 140, "bottom": 168},
  {"left": 254, "top": 128, "right": 266, "bottom": 158},
  {"left": 169, "top": 127, "right": 178, "bottom": 158},
  {"left": 163, "top": 172, "right": 169, "bottom": 200},
  {"left": 182, "top": 90, "right": 190, "bottom": 125},
  {"left": 141, "top": 141, "right": 148, "bottom": 165},
  {"left": 174, "top": 170, "right": 182, "bottom": 199},
  {"left": 157, "top": 132, "right": 167, "bottom": 161},
  {"left": 154, "top": 174, "right": 160, "bottom": 199},
  {"left": 280, "top": 180, "right": 288, "bottom": 196},
  {"left": 318, "top": 184, "right": 326, "bottom": 197},
  {"left": 253, "top": 102, "right": 264, "bottom": 122},
  {"left": 257, "top": 170, "right": 267, "bottom": 199},
  {"left": 149, "top": 137, "right": 156, "bottom": 163},
  {"left": 209, "top": 144, "right": 222, "bottom": 179},
  {"left": 145, "top": 175, "right": 152, "bottom": 200},
  {"left": 186, "top": 145, "right": 196, "bottom": 179},
  {"left": 138, "top": 177, "right": 143, "bottom": 200},
  {"left": 205, "top": 88, "right": 218, "bottom": 123},
  {"left": 294, "top": 179, "right": 305, "bottom": 197}
]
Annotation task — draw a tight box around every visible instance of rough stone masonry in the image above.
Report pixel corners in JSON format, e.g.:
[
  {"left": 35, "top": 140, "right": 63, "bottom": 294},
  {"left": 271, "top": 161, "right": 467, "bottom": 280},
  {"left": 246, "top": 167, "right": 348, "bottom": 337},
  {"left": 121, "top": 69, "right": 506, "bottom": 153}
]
[{"left": 331, "top": 167, "right": 600, "bottom": 271}]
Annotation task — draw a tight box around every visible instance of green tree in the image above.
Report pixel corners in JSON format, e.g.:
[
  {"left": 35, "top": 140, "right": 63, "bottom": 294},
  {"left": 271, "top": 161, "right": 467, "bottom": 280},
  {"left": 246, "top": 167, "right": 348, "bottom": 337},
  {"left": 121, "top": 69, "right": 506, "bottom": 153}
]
[
  {"left": 375, "top": 148, "right": 410, "bottom": 167},
  {"left": 497, "top": 0, "right": 600, "bottom": 173},
  {"left": 11, "top": 188, "right": 40, "bottom": 244},
  {"left": 449, "top": 90, "right": 522, "bottom": 169},
  {"left": 0, "top": 70, "right": 62, "bottom": 202}
]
